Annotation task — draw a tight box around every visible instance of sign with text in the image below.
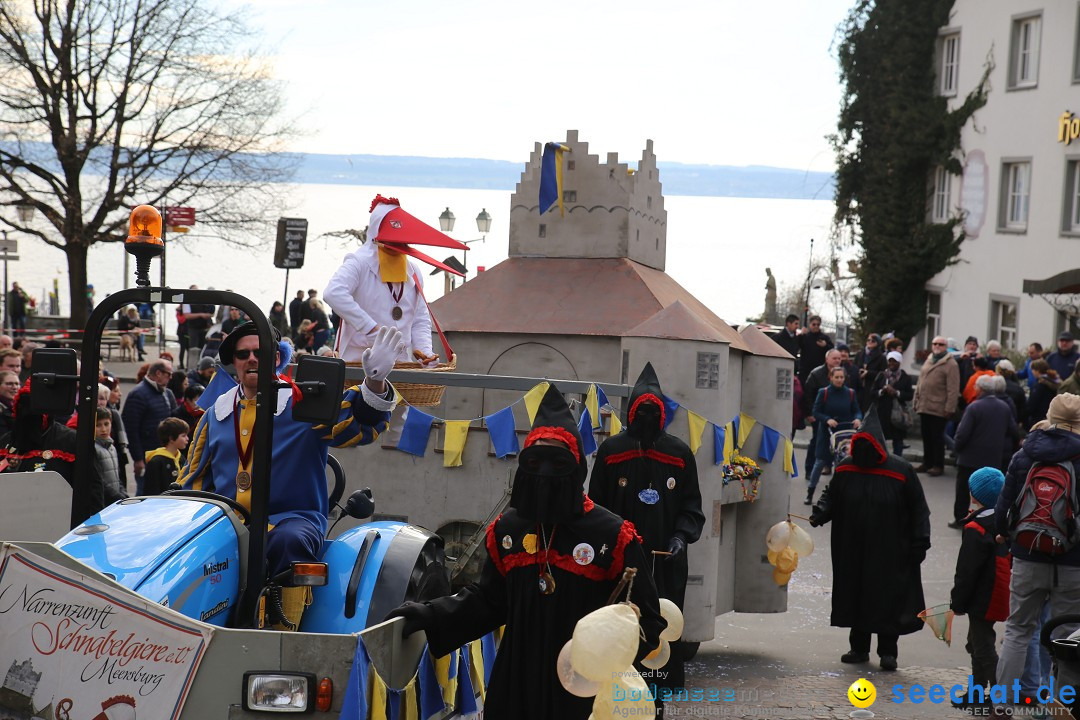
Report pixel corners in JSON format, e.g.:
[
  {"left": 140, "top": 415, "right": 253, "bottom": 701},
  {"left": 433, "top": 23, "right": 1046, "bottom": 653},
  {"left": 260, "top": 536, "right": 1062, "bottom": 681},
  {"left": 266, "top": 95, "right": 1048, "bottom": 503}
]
[
  {"left": 274, "top": 217, "right": 308, "bottom": 269},
  {"left": 0, "top": 544, "right": 213, "bottom": 720},
  {"left": 165, "top": 207, "right": 196, "bottom": 226}
]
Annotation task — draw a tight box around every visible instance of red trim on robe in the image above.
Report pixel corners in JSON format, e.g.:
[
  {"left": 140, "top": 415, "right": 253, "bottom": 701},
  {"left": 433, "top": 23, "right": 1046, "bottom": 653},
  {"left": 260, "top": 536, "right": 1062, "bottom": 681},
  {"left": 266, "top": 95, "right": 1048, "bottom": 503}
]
[
  {"left": 0, "top": 448, "right": 75, "bottom": 463},
  {"left": 628, "top": 393, "right": 665, "bottom": 427},
  {"left": 582, "top": 495, "right": 594, "bottom": 512},
  {"left": 835, "top": 464, "right": 907, "bottom": 482},
  {"left": 852, "top": 432, "right": 887, "bottom": 464},
  {"left": 495, "top": 519, "right": 640, "bottom": 581},
  {"left": 602, "top": 448, "right": 685, "bottom": 469},
  {"left": 523, "top": 426, "right": 580, "bottom": 462},
  {"left": 486, "top": 516, "right": 506, "bottom": 575}
]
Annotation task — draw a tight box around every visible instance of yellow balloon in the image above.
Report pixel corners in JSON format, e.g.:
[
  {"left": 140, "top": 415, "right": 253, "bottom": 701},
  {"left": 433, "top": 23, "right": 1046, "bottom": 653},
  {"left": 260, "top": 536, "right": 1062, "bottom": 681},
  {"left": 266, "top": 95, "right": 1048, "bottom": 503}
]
[
  {"left": 767, "top": 549, "right": 779, "bottom": 566},
  {"left": 765, "top": 521, "right": 792, "bottom": 552},
  {"left": 776, "top": 546, "right": 799, "bottom": 573},
  {"left": 789, "top": 522, "right": 815, "bottom": 557},
  {"left": 773, "top": 567, "right": 791, "bottom": 586}
]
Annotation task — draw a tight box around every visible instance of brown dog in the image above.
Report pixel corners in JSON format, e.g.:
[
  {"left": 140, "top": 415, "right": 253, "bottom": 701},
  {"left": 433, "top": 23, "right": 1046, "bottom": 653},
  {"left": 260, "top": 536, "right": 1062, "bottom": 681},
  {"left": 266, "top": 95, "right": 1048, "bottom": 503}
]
[{"left": 118, "top": 333, "right": 136, "bottom": 362}]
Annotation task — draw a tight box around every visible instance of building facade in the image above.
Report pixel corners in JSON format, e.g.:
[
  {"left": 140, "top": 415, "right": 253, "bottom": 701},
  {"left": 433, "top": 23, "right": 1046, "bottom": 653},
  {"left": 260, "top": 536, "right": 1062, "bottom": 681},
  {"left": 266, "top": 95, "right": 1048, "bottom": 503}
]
[{"left": 928, "top": 1, "right": 1080, "bottom": 351}]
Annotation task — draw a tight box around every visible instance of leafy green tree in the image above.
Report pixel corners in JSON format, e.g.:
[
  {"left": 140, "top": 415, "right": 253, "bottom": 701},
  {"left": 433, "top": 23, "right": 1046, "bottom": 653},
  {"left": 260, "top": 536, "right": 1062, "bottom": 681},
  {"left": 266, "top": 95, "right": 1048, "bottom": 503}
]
[
  {"left": 832, "top": 0, "right": 989, "bottom": 344},
  {"left": 0, "top": 0, "right": 295, "bottom": 328}
]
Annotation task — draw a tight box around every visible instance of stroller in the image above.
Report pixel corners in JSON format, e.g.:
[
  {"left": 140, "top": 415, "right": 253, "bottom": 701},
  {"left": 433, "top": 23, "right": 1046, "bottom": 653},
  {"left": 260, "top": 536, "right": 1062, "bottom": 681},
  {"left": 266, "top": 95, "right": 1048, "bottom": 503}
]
[
  {"left": 1041, "top": 613, "right": 1080, "bottom": 717},
  {"left": 829, "top": 421, "right": 859, "bottom": 460}
]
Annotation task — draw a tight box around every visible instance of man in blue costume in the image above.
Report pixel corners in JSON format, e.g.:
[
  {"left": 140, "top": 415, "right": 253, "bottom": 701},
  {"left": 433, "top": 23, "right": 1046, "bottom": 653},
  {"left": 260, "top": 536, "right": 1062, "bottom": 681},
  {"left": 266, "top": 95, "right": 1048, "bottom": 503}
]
[{"left": 180, "top": 321, "right": 401, "bottom": 628}]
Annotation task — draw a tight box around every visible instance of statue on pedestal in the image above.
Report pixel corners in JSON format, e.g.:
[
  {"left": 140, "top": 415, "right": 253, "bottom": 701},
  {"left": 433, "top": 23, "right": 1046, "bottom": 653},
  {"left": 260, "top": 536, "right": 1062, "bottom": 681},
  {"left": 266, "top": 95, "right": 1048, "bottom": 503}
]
[{"left": 764, "top": 268, "right": 778, "bottom": 325}]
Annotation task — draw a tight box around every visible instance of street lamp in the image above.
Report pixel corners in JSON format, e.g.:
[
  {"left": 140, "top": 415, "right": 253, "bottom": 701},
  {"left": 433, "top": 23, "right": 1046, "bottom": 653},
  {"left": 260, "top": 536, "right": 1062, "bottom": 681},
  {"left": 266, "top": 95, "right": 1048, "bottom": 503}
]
[{"left": 436, "top": 207, "right": 491, "bottom": 293}]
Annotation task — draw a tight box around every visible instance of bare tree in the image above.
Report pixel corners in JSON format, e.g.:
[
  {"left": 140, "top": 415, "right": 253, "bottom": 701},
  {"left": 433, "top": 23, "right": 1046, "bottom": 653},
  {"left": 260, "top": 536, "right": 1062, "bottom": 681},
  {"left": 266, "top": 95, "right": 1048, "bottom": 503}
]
[{"left": 0, "top": 0, "right": 296, "bottom": 327}]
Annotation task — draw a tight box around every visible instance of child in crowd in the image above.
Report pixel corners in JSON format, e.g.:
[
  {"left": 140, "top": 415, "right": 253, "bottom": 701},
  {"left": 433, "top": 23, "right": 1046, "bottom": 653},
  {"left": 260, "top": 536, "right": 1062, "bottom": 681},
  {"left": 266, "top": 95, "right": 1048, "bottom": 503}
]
[
  {"left": 143, "top": 417, "right": 190, "bottom": 496},
  {"left": 951, "top": 467, "right": 1010, "bottom": 709},
  {"left": 94, "top": 406, "right": 128, "bottom": 503}
]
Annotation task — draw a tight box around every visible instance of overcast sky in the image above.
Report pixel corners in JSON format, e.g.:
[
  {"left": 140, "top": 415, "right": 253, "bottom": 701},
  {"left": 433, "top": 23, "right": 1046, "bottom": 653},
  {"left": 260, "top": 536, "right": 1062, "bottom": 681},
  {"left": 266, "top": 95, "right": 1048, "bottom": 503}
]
[{"left": 240, "top": 0, "right": 855, "bottom": 172}]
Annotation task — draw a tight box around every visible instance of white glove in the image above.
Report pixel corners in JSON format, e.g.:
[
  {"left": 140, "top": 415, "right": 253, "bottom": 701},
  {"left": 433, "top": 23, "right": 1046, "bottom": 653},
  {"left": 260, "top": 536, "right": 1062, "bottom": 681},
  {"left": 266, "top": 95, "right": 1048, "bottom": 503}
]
[{"left": 362, "top": 326, "right": 405, "bottom": 381}]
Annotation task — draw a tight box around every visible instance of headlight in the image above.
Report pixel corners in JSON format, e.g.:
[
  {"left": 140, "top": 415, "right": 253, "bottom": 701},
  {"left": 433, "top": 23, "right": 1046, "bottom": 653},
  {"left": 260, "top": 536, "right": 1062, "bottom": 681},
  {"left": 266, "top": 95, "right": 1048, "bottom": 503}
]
[{"left": 243, "top": 672, "right": 316, "bottom": 713}]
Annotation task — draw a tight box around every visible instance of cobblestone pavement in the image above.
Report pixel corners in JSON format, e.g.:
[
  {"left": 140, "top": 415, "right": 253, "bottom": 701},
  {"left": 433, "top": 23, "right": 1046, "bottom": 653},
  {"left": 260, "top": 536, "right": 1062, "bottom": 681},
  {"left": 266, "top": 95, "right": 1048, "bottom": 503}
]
[{"left": 664, "top": 461, "right": 1045, "bottom": 720}]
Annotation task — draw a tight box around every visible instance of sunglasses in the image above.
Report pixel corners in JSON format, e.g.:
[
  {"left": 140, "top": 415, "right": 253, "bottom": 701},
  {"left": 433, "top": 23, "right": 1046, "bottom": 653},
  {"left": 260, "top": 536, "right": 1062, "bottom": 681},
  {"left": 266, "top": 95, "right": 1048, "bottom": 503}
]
[
  {"left": 932, "top": 342, "right": 946, "bottom": 346},
  {"left": 233, "top": 349, "right": 259, "bottom": 360}
]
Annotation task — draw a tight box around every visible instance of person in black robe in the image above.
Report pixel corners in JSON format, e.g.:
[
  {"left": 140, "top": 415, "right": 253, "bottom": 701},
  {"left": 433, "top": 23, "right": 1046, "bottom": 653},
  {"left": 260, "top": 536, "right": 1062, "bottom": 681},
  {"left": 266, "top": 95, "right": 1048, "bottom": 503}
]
[
  {"left": 809, "top": 409, "right": 930, "bottom": 671},
  {"left": 388, "top": 384, "right": 665, "bottom": 720},
  {"left": 588, "top": 362, "right": 704, "bottom": 702}
]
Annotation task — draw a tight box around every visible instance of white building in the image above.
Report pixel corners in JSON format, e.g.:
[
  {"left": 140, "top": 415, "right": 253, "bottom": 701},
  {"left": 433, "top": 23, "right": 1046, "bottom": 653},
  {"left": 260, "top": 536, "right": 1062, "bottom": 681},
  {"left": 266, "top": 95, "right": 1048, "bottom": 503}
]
[{"left": 929, "top": 1, "right": 1080, "bottom": 352}]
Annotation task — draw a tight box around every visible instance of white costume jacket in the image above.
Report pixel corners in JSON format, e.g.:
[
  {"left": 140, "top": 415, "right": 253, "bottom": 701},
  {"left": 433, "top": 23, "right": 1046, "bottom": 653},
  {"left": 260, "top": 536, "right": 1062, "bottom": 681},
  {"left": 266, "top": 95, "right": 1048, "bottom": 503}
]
[{"left": 323, "top": 242, "right": 434, "bottom": 362}]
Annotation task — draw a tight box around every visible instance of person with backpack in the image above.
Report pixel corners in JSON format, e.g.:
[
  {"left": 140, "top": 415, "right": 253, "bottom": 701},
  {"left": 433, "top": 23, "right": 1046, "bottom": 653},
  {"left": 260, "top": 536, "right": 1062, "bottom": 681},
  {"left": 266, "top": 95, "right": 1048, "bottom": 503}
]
[
  {"left": 950, "top": 467, "right": 1011, "bottom": 710},
  {"left": 994, "top": 393, "right": 1080, "bottom": 707},
  {"left": 806, "top": 366, "right": 862, "bottom": 505}
]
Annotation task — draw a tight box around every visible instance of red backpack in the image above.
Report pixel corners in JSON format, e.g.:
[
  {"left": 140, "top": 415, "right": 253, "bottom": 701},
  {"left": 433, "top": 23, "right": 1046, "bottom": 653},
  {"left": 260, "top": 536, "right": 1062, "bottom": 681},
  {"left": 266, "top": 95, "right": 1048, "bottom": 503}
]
[{"left": 1009, "top": 460, "right": 1080, "bottom": 555}]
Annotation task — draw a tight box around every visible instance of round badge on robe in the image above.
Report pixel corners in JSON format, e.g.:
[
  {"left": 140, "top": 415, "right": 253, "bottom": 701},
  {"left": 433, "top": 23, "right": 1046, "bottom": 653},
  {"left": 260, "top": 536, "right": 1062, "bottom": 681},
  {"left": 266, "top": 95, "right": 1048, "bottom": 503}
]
[
  {"left": 522, "top": 533, "right": 538, "bottom": 554},
  {"left": 638, "top": 488, "right": 660, "bottom": 505},
  {"left": 667, "top": 477, "right": 676, "bottom": 490},
  {"left": 41, "top": 450, "right": 54, "bottom": 460},
  {"left": 618, "top": 477, "right": 628, "bottom": 488},
  {"left": 391, "top": 306, "right": 403, "bottom": 321},
  {"left": 572, "top": 543, "right": 595, "bottom": 565},
  {"left": 501, "top": 534, "right": 513, "bottom": 550},
  {"left": 236, "top": 471, "right": 252, "bottom": 492}
]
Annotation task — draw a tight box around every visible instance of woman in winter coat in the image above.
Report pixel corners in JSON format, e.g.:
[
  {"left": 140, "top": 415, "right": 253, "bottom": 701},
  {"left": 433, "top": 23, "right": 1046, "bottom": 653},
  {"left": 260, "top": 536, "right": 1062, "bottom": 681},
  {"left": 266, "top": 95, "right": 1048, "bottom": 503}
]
[
  {"left": 995, "top": 360, "right": 1026, "bottom": 426},
  {"left": 870, "top": 351, "right": 914, "bottom": 457},
  {"left": 806, "top": 366, "right": 862, "bottom": 505},
  {"left": 913, "top": 336, "right": 960, "bottom": 476},
  {"left": 1025, "top": 359, "right": 1059, "bottom": 430}
]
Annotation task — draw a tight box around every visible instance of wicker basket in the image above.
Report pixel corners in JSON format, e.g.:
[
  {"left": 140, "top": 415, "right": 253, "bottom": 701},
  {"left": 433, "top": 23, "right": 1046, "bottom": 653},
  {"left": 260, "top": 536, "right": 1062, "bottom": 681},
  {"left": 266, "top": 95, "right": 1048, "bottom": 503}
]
[{"left": 347, "top": 354, "right": 457, "bottom": 407}]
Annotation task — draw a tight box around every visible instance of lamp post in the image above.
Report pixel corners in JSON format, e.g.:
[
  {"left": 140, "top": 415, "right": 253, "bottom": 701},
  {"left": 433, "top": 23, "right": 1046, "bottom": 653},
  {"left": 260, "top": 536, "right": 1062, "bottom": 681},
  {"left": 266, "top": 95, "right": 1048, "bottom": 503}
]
[
  {"left": 437, "top": 207, "right": 492, "bottom": 292},
  {"left": 2, "top": 204, "right": 34, "bottom": 333}
]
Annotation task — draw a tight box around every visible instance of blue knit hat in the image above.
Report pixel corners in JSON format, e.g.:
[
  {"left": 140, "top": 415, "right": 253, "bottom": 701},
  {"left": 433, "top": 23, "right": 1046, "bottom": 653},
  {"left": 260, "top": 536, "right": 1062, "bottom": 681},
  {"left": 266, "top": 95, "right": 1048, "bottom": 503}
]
[{"left": 969, "top": 467, "right": 1005, "bottom": 507}]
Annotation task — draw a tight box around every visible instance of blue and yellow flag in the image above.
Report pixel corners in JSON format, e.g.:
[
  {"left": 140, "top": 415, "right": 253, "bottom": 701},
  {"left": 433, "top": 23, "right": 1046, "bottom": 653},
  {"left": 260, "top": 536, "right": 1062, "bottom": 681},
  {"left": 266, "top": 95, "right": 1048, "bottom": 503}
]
[
  {"left": 737, "top": 412, "right": 757, "bottom": 449},
  {"left": 398, "top": 407, "right": 435, "bottom": 456},
  {"left": 687, "top": 410, "right": 707, "bottom": 455},
  {"left": 485, "top": 406, "right": 519, "bottom": 458},
  {"left": 523, "top": 382, "right": 550, "bottom": 424},
  {"left": 759, "top": 426, "right": 780, "bottom": 463},
  {"left": 443, "top": 420, "right": 471, "bottom": 468},
  {"left": 539, "top": 142, "right": 570, "bottom": 216}
]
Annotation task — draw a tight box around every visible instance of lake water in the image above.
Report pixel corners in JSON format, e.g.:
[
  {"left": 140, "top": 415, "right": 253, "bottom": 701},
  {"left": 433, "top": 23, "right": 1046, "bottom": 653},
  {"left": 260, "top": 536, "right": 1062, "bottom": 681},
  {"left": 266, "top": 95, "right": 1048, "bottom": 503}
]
[{"left": 17, "top": 184, "right": 840, "bottom": 336}]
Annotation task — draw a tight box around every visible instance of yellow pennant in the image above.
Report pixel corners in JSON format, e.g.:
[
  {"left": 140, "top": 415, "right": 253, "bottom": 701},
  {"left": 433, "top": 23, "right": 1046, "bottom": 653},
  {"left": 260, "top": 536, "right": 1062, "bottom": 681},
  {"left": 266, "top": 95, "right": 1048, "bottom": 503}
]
[
  {"left": 523, "top": 382, "right": 550, "bottom": 424},
  {"left": 434, "top": 651, "right": 457, "bottom": 707},
  {"left": 609, "top": 412, "right": 622, "bottom": 435},
  {"left": 737, "top": 412, "right": 757, "bottom": 449},
  {"left": 686, "top": 411, "right": 707, "bottom": 455},
  {"left": 369, "top": 666, "right": 388, "bottom": 720},
  {"left": 783, "top": 438, "right": 795, "bottom": 475},
  {"left": 723, "top": 422, "right": 735, "bottom": 464},
  {"left": 469, "top": 640, "right": 486, "bottom": 700},
  {"left": 443, "top": 420, "right": 471, "bottom": 468},
  {"left": 586, "top": 384, "right": 601, "bottom": 429},
  {"left": 402, "top": 679, "right": 418, "bottom": 720}
]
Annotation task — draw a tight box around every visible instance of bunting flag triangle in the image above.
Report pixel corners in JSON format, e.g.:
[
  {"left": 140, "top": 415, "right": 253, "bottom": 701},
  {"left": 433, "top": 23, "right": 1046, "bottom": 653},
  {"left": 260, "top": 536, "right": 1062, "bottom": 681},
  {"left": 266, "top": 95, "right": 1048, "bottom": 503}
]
[
  {"left": 759, "top": 426, "right": 780, "bottom": 463},
  {"left": 783, "top": 437, "right": 798, "bottom": 477},
  {"left": 370, "top": 667, "right": 388, "bottom": 720},
  {"left": 712, "top": 424, "right": 725, "bottom": 466},
  {"left": 687, "top": 410, "right": 707, "bottom": 455},
  {"left": 661, "top": 394, "right": 680, "bottom": 429},
  {"left": 596, "top": 385, "right": 610, "bottom": 410},
  {"left": 586, "top": 384, "right": 601, "bottom": 429},
  {"left": 443, "top": 420, "right": 472, "bottom": 468},
  {"left": 196, "top": 364, "right": 237, "bottom": 410},
  {"left": 578, "top": 407, "right": 597, "bottom": 456},
  {"left": 398, "top": 407, "right": 435, "bottom": 457},
  {"left": 523, "top": 382, "right": 550, "bottom": 424},
  {"left": 738, "top": 412, "right": 757, "bottom": 448},
  {"left": 609, "top": 412, "right": 622, "bottom": 436},
  {"left": 723, "top": 421, "right": 735, "bottom": 464},
  {"left": 403, "top": 681, "right": 418, "bottom": 720},
  {"left": 484, "top": 406, "right": 519, "bottom": 458}
]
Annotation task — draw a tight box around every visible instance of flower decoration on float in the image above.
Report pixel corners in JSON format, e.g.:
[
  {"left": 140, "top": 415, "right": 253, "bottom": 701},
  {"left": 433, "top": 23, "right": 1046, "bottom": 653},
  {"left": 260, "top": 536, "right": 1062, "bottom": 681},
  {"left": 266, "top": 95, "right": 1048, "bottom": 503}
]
[
  {"left": 125, "top": 204, "right": 164, "bottom": 287},
  {"left": 723, "top": 453, "right": 762, "bottom": 502}
]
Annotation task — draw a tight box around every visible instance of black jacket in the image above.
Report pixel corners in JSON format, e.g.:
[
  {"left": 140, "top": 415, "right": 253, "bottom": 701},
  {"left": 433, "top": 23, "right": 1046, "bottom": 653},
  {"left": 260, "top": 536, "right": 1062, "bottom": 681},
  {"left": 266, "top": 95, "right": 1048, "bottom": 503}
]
[
  {"left": 954, "top": 395, "right": 1020, "bottom": 470},
  {"left": 870, "top": 369, "right": 914, "bottom": 441},
  {"left": 951, "top": 508, "right": 1010, "bottom": 622},
  {"left": 798, "top": 331, "right": 834, "bottom": 383}
]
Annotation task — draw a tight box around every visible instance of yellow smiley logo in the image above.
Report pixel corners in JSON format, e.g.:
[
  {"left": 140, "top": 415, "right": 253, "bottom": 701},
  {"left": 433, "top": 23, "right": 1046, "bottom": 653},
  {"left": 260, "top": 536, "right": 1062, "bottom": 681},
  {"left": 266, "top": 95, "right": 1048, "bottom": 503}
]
[{"left": 847, "top": 678, "right": 876, "bottom": 709}]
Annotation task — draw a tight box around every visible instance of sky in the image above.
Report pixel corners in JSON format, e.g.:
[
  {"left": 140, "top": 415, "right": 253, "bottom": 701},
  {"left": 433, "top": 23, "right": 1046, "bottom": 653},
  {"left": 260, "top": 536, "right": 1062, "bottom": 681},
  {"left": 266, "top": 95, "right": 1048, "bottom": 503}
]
[{"left": 235, "top": 0, "right": 856, "bottom": 173}]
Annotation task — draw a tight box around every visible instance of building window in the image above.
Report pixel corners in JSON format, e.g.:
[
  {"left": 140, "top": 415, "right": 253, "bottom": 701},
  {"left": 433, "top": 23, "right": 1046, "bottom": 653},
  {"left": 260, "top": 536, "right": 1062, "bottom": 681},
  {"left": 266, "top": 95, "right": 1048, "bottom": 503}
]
[
  {"left": 647, "top": 196, "right": 652, "bottom": 210},
  {"left": 567, "top": 160, "right": 575, "bottom": 171},
  {"left": 538, "top": 224, "right": 546, "bottom": 238},
  {"left": 939, "top": 32, "right": 960, "bottom": 96},
  {"left": 1009, "top": 14, "right": 1041, "bottom": 89},
  {"left": 696, "top": 352, "right": 719, "bottom": 390},
  {"left": 1063, "top": 160, "right": 1080, "bottom": 233},
  {"left": 925, "top": 291, "right": 941, "bottom": 346},
  {"left": 621, "top": 350, "right": 630, "bottom": 385},
  {"left": 991, "top": 299, "right": 1018, "bottom": 350},
  {"left": 931, "top": 166, "right": 952, "bottom": 222},
  {"left": 1000, "top": 161, "right": 1031, "bottom": 231},
  {"left": 563, "top": 190, "right": 576, "bottom": 204},
  {"left": 1074, "top": 5, "right": 1080, "bottom": 82}
]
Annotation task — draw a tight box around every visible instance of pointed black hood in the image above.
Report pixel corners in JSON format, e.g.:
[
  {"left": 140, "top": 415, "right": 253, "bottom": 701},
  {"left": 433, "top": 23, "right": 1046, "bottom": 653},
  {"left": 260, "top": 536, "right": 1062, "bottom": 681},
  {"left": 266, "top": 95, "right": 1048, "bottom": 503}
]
[
  {"left": 510, "top": 384, "right": 588, "bottom": 523},
  {"left": 850, "top": 404, "right": 890, "bottom": 466},
  {"left": 628, "top": 362, "right": 665, "bottom": 425}
]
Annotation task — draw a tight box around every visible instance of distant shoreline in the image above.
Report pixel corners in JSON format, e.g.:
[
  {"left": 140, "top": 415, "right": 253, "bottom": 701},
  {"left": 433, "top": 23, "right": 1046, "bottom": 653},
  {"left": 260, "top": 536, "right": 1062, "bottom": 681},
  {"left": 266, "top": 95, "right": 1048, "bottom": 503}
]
[{"left": 294, "top": 153, "right": 837, "bottom": 201}]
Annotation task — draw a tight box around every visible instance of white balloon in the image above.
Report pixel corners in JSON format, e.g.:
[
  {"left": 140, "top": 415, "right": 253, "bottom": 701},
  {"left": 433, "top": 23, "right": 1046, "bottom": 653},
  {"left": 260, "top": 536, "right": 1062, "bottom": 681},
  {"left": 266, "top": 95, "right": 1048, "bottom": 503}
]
[
  {"left": 571, "top": 604, "right": 640, "bottom": 682},
  {"left": 640, "top": 639, "right": 671, "bottom": 669},
  {"left": 789, "top": 522, "right": 815, "bottom": 557},
  {"left": 557, "top": 639, "right": 601, "bottom": 697},
  {"left": 765, "top": 520, "right": 792, "bottom": 552},
  {"left": 658, "top": 598, "right": 684, "bottom": 641}
]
